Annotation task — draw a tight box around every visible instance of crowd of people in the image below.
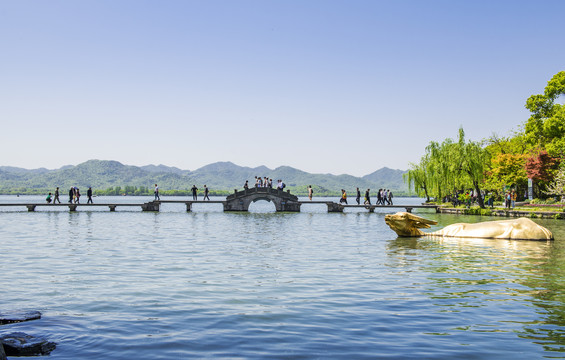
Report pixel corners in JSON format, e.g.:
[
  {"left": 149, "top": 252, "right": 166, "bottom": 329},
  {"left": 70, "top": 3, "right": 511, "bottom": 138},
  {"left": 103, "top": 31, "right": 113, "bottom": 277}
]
[
  {"left": 444, "top": 190, "right": 485, "bottom": 207},
  {"left": 242, "top": 176, "right": 287, "bottom": 191},
  {"left": 242, "top": 177, "right": 396, "bottom": 206},
  {"left": 46, "top": 181, "right": 397, "bottom": 206},
  {"left": 46, "top": 186, "right": 93, "bottom": 204},
  {"left": 444, "top": 189, "right": 519, "bottom": 209},
  {"left": 504, "top": 189, "right": 517, "bottom": 209},
  {"left": 339, "top": 188, "right": 393, "bottom": 206}
]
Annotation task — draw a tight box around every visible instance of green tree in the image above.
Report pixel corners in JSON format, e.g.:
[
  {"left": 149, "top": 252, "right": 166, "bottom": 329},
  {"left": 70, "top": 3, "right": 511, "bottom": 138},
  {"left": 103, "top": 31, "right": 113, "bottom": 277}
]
[
  {"left": 485, "top": 132, "right": 530, "bottom": 156},
  {"left": 404, "top": 157, "right": 431, "bottom": 202},
  {"left": 483, "top": 152, "right": 528, "bottom": 194},
  {"left": 410, "top": 128, "right": 489, "bottom": 208},
  {"left": 545, "top": 166, "right": 565, "bottom": 201},
  {"left": 525, "top": 71, "right": 565, "bottom": 156},
  {"left": 545, "top": 163, "right": 565, "bottom": 201},
  {"left": 455, "top": 128, "right": 490, "bottom": 208}
]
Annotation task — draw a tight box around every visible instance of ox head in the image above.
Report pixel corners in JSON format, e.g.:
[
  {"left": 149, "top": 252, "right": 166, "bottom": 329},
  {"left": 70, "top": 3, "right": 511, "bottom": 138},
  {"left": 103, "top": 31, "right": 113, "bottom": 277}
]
[{"left": 384, "top": 212, "right": 438, "bottom": 237}]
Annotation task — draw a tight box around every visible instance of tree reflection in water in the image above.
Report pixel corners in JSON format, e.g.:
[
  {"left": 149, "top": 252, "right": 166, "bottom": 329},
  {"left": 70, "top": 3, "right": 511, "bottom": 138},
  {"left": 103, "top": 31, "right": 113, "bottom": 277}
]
[{"left": 386, "top": 226, "right": 565, "bottom": 355}]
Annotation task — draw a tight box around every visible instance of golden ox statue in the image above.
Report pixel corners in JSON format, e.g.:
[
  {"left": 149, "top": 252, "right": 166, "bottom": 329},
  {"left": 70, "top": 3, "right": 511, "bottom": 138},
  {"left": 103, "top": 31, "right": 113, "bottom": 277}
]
[{"left": 384, "top": 212, "right": 553, "bottom": 240}]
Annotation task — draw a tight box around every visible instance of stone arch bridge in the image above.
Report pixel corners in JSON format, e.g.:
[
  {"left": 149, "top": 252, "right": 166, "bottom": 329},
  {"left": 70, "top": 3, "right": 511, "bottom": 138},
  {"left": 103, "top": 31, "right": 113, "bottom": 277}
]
[
  {"left": 157, "top": 187, "right": 344, "bottom": 212},
  {"left": 224, "top": 187, "right": 301, "bottom": 212}
]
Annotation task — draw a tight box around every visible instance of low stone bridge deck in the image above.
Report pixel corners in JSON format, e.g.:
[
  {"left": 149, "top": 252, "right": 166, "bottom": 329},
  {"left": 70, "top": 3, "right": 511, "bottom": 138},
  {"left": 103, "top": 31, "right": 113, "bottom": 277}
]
[
  {"left": 157, "top": 189, "right": 439, "bottom": 213},
  {"left": 0, "top": 188, "right": 440, "bottom": 213},
  {"left": 0, "top": 203, "right": 159, "bottom": 212}
]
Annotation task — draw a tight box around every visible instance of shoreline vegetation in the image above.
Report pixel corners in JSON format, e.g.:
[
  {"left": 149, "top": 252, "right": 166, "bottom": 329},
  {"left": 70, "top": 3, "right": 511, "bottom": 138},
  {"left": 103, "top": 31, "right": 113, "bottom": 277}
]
[
  {"left": 438, "top": 205, "right": 565, "bottom": 220},
  {"left": 406, "top": 71, "right": 565, "bottom": 210}
]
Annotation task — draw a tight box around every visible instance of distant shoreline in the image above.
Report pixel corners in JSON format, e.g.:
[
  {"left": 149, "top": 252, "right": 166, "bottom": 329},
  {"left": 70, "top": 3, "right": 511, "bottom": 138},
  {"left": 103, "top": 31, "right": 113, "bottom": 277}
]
[
  {"left": 0, "top": 160, "right": 409, "bottom": 197},
  {"left": 0, "top": 190, "right": 415, "bottom": 198}
]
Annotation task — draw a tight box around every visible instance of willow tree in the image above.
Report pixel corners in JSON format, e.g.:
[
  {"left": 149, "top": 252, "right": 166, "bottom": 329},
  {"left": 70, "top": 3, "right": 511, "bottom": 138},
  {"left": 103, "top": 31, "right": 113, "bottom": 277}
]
[
  {"left": 408, "top": 128, "right": 489, "bottom": 207},
  {"left": 455, "top": 128, "right": 490, "bottom": 208},
  {"left": 425, "top": 138, "right": 462, "bottom": 201},
  {"left": 406, "top": 137, "right": 459, "bottom": 202},
  {"left": 407, "top": 137, "right": 459, "bottom": 202},
  {"left": 404, "top": 156, "right": 431, "bottom": 202}
]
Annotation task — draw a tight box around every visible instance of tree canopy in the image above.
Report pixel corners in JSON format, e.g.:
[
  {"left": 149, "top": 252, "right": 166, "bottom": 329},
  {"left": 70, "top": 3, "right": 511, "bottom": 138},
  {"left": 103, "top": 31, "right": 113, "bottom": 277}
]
[
  {"left": 406, "top": 70, "right": 565, "bottom": 204},
  {"left": 406, "top": 127, "right": 489, "bottom": 207},
  {"left": 525, "top": 71, "right": 565, "bottom": 156}
]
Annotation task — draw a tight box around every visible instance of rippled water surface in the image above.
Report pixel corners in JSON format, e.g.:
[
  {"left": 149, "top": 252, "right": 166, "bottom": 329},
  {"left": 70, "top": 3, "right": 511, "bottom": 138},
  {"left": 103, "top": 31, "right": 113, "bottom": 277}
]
[{"left": 2, "top": 195, "right": 565, "bottom": 359}]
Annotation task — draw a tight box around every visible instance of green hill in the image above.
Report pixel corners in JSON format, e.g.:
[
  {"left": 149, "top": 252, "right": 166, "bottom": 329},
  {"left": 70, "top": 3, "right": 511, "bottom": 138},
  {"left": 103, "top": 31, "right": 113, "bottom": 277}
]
[
  {"left": 362, "top": 167, "right": 407, "bottom": 190},
  {"left": 0, "top": 160, "right": 408, "bottom": 196}
]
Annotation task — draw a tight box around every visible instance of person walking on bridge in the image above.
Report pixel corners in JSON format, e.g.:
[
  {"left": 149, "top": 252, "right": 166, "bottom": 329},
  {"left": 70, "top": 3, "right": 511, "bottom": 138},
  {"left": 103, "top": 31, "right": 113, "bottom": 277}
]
[
  {"left": 203, "top": 185, "right": 210, "bottom": 201},
  {"left": 382, "top": 189, "right": 388, "bottom": 205},
  {"left": 356, "top": 187, "right": 361, "bottom": 205},
  {"left": 364, "top": 189, "right": 371, "bottom": 205},
  {"left": 87, "top": 187, "right": 93, "bottom": 204},
  {"left": 340, "top": 189, "right": 348, "bottom": 204},
  {"left": 376, "top": 189, "right": 382, "bottom": 205},
  {"left": 308, "top": 185, "right": 313, "bottom": 200},
  {"left": 68, "top": 187, "right": 74, "bottom": 203},
  {"left": 191, "top": 185, "right": 198, "bottom": 200},
  {"left": 53, "top": 187, "right": 61, "bottom": 204},
  {"left": 154, "top": 184, "right": 160, "bottom": 201}
]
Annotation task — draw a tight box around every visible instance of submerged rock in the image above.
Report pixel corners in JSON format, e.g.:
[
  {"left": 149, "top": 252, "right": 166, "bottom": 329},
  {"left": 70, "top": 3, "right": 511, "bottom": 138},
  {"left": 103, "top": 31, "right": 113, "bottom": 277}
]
[
  {"left": 0, "top": 311, "right": 41, "bottom": 325},
  {"left": 0, "top": 332, "right": 56, "bottom": 356}
]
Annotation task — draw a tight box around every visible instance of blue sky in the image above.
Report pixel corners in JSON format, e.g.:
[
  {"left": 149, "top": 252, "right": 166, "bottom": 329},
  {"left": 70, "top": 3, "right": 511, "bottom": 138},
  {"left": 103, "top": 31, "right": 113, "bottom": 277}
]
[{"left": 1, "top": 0, "right": 563, "bottom": 176}]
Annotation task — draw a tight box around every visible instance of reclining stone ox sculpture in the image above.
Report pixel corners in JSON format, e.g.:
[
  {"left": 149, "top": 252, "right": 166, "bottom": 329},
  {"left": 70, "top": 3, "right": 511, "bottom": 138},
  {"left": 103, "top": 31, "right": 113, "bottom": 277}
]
[{"left": 384, "top": 212, "right": 553, "bottom": 240}]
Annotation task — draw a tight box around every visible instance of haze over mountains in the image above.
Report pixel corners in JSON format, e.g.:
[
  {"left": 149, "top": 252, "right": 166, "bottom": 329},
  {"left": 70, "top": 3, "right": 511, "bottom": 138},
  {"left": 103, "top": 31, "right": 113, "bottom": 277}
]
[{"left": 0, "top": 160, "right": 408, "bottom": 194}]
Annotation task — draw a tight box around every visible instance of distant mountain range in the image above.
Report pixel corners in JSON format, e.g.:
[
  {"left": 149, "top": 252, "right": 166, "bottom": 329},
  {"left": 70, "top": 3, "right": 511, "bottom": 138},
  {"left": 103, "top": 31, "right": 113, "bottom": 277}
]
[{"left": 0, "top": 160, "right": 409, "bottom": 195}]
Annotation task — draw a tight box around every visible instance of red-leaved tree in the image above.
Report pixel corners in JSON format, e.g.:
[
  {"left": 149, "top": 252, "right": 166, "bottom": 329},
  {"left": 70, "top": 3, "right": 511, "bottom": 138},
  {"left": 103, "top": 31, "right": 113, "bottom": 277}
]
[{"left": 525, "top": 150, "right": 560, "bottom": 198}]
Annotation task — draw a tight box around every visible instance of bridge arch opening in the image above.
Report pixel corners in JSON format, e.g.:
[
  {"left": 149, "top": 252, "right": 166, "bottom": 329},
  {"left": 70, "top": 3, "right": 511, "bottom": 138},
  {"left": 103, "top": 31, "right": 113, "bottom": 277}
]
[{"left": 248, "top": 199, "right": 276, "bottom": 213}]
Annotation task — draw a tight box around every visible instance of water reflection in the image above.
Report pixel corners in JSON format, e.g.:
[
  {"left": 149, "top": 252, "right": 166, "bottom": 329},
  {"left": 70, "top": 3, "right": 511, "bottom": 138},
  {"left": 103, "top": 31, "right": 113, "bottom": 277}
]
[
  {"left": 6, "top": 197, "right": 565, "bottom": 358},
  {"left": 517, "top": 239, "right": 565, "bottom": 355},
  {"left": 386, "top": 231, "right": 565, "bottom": 356}
]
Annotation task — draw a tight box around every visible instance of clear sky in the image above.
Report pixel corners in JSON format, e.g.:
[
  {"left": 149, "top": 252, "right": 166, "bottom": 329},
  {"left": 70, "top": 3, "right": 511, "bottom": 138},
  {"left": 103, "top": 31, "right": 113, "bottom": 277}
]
[{"left": 1, "top": 0, "right": 564, "bottom": 176}]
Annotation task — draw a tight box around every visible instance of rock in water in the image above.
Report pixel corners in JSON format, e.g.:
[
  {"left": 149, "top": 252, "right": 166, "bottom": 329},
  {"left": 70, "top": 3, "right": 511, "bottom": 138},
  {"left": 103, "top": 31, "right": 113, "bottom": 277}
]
[
  {"left": 0, "top": 332, "right": 56, "bottom": 356},
  {"left": 0, "top": 310, "right": 41, "bottom": 325}
]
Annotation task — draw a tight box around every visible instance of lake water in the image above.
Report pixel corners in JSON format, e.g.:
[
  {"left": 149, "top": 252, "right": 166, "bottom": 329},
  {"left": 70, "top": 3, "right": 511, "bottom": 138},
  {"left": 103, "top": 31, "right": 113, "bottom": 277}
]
[{"left": 2, "top": 195, "right": 565, "bottom": 359}]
